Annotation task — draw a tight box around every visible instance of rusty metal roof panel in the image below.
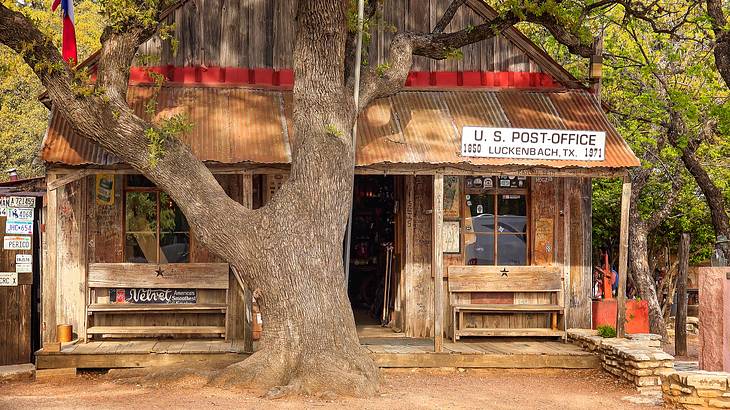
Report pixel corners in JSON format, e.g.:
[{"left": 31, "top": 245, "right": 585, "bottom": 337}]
[{"left": 41, "top": 86, "right": 638, "bottom": 170}]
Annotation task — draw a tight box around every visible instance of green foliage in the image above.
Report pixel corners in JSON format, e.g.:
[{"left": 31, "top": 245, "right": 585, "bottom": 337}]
[
  {"left": 0, "top": 0, "right": 103, "bottom": 181},
  {"left": 597, "top": 325, "right": 617, "bottom": 338},
  {"left": 325, "top": 123, "right": 344, "bottom": 138},
  {"left": 375, "top": 62, "right": 390, "bottom": 77},
  {"left": 523, "top": 0, "right": 729, "bottom": 266},
  {"left": 145, "top": 113, "right": 193, "bottom": 167},
  {"left": 444, "top": 47, "right": 464, "bottom": 60}
]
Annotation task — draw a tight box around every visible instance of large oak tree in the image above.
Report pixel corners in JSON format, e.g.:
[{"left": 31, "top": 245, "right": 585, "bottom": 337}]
[{"left": 0, "top": 0, "right": 686, "bottom": 397}]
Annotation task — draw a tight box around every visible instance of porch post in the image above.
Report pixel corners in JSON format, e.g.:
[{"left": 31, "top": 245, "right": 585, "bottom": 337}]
[
  {"left": 616, "top": 174, "right": 631, "bottom": 337},
  {"left": 433, "top": 173, "right": 444, "bottom": 352}
]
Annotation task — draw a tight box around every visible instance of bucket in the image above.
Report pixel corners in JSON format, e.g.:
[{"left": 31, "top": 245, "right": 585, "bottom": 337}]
[{"left": 57, "top": 324, "right": 73, "bottom": 343}]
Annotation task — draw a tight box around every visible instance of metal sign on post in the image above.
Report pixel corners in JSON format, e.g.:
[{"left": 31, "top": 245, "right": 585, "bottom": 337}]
[
  {"left": 461, "top": 126, "right": 607, "bottom": 161},
  {"left": 15, "top": 254, "right": 32, "bottom": 273},
  {"left": 0, "top": 196, "right": 36, "bottom": 208}
]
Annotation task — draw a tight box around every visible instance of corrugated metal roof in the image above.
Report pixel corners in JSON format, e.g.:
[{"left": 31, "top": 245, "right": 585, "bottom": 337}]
[{"left": 41, "top": 86, "right": 639, "bottom": 170}]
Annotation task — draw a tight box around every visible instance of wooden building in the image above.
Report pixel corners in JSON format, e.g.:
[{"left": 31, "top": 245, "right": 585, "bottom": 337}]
[{"left": 37, "top": 0, "right": 639, "bottom": 360}]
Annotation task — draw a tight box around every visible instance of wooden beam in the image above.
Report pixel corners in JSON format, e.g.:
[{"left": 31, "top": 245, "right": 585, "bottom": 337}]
[
  {"left": 47, "top": 170, "right": 88, "bottom": 191},
  {"left": 432, "top": 174, "right": 444, "bottom": 352},
  {"left": 616, "top": 176, "right": 631, "bottom": 337}
]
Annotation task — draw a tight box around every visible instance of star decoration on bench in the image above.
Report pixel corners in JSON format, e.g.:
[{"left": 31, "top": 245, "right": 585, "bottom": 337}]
[
  {"left": 500, "top": 268, "right": 509, "bottom": 277},
  {"left": 155, "top": 268, "right": 165, "bottom": 277}
]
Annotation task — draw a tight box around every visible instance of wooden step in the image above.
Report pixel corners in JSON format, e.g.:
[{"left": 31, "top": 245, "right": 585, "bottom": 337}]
[
  {"left": 87, "top": 326, "right": 226, "bottom": 335},
  {"left": 88, "top": 304, "right": 227, "bottom": 313},
  {"left": 456, "top": 328, "right": 565, "bottom": 337},
  {"left": 453, "top": 304, "right": 563, "bottom": 313}
]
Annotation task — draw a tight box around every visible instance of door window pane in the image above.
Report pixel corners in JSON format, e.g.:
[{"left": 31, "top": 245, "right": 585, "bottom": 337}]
[
  {"left": 497, "top": 234, "right": 527, "bottom": 265},
  {"left": 159, "top": 193, "right": 190, "bottom": 263},
  {"left": 125, "top": 192, "right": 158, "bottom": 263},
  {"left": 464, "top": 234, "right": 494, "bottom": 265},
  {"left": 498, "top": 194, "right": 527, "bottom": 233},
  {"left": 464, "top": 193, "right": 494, "bottom": 233}
]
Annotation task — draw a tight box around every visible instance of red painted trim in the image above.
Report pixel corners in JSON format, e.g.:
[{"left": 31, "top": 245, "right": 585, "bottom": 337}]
[{"left": 127, "top": 66, "right": 561, "bottom": 89}]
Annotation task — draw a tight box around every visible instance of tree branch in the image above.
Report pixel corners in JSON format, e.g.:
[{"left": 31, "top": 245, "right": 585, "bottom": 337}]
[
  {"left": 0, "top": 3, "right": 260, "bottom": 266},
  {"left": 706, "top": 0, "right": 730, "bottom": 88},
  {"left": 433, "top": 0, "right": 467, "bottom": 33}
]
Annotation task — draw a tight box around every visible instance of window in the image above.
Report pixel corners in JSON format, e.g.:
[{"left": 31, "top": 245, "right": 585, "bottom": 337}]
[
  {"left": 460, "top": 176, "right": 529, "bottom": 266},
  {"left": 124, "top": 175, "right": 190, "bottom": 263}
]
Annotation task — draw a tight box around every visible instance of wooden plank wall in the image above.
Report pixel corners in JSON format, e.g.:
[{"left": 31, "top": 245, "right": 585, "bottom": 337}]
[
  {"left": 137, "top": 0, "right": 544, "bottom": 73},
  {"left": 56, "top": 178, "right": 87, "bottom": 340},
  {"left": 0, "top": 210, "right": 33, "bottom": 364},
  {"left": 48, "top": 174, "right": 253, "bottom": 342},
  {"left": 404, "top": 176, "right": 434, "bottom": 338},
  {"left": 565, "top": 177, "right": 592, "bottom": 329}
]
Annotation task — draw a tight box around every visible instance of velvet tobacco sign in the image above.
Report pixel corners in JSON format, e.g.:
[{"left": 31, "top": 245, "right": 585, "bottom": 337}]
[
  {"left": 461, "top": 127, "right": 606, "bottom": 161},
  {"left": 109, "top": 288, "right": 197, "bottom": 304}
]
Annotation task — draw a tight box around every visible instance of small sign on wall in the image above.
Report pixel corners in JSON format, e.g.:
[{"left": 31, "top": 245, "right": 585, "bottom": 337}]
[
  {"left": 6, "top": 219, "right": 33, "bottom": 235},
  {"left": 109, "top": 288, "right": 197, "bottom": 304},
  {"left": 4, "top": 236, "right": 31, "bottom": 250},
  {"left": 0, "top": 272, "right": 18, "bottom": 286},
  {"left": 0, "top": 196, "right": 36, "bottom": 208},
  {"left": 7, "top": 208, "right": 33, "bottom": 221},
  {"left": 95, "top": 174, "right": 115, "bottom": 206},
  {"left": 15, "top": 254, "right": 32, "bottom": 273}
]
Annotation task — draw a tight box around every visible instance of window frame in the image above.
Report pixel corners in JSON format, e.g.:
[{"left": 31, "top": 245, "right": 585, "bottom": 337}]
[
  {"left": 123, "top": 176, "right": 191, "bottom": 264},
  {"left": 460, "top": 176, "right": 531, "bottom": 266}
]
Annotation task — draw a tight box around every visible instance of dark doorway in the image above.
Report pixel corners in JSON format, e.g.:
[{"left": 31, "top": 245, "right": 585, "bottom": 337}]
[{"left": 347, "top": 176, "right": 396, "bottom": 327}]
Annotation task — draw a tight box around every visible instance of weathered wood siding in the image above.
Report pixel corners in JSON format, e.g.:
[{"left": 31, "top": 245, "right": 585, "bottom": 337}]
[
  {"left": 48, "top": 173, "right": 252, "bottom": 341},
  {"left": 565, "top": 177, "right": 592, "bottom": 329},
  {"left": 0, "top": 210, "right": 33, "bottom": 364},
  {"left": 404, "top": 175, "right": 434, "bottom": 338},
  {"left": 137, "top": 0, "right": 544, "bottom": 73}
]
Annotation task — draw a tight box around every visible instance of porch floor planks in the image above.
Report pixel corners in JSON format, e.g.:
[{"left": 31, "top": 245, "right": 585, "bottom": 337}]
[{"left": 36, "top": 338, "right": 598, "bottom": 370}]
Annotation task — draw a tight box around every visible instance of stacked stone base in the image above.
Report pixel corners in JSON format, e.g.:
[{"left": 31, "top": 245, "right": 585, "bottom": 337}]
[
  {"left": 568, "top": 329, "right": 674, "bottom": 391},
  {"left": 662, "top": 372, "right": 730, "bottom": 409}
]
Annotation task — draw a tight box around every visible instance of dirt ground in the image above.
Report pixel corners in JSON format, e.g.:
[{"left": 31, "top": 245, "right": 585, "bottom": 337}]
[{"left": 0, "top": 367, "right": 661, "bottom": 410}]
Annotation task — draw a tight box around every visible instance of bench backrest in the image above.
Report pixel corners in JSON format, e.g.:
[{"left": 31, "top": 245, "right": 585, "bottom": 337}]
[
  {"left": 447, "top": 265, "right": 562, "bottom": 293},
  {"left": 88, "top": 263, "right": 229, "bottom": 289}
]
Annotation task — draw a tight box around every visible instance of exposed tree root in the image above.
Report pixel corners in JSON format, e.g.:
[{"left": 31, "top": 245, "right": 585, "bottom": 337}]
[{"left": 208, "top": 346, "right": 379, "bottom": 398}]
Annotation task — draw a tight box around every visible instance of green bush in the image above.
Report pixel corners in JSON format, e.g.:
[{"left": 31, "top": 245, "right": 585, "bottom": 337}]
[{"left": 597, "top": 325, "right": 617, "bottom": 338}]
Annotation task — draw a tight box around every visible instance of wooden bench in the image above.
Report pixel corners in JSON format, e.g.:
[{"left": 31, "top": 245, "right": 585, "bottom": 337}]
[
  {"left": 448, "top": 265, "right": 565, "bottom": 341},
  {"left": 86, "top": 263, "right": 229, "bottom": 339}
]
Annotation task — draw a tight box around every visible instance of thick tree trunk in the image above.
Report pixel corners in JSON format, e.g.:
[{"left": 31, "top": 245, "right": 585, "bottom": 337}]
[
  {"left": 628, "top": 223, "right": 667, "bottom": 339},
  {"left": 211, "top": 0, "right": 378, "bottom": 396}
]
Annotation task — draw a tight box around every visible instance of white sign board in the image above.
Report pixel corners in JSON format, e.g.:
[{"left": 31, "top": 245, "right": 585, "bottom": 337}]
[
  {"left": 461, "top": 127, "right": 606, "bottom": 161},
  {"left": 4, "top": 236, "right": 31, "bottom": 250},
  {"left": 16, "top": 263, "right": 32, "bottom": 273},
  {"left": 0, "top": 196, "right": 36, "bottom": 208},
  {"left": 6, "top": 219, "right": 32, "bottom": 235},
  {"left": 0, "top": 272, "right": 18, "bottom": 286},
  {"left": 16, "top": 254, "right": 31, "bottom": 264}
]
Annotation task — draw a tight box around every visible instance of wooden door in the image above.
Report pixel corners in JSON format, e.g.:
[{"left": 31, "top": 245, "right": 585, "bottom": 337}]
[{"left": 0, "top": 198, "right": 39, "bottom": 365}]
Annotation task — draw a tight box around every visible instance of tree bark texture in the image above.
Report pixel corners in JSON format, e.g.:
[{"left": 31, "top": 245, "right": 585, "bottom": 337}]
[
  {"left": 627, "top": 167, "right": 678, "bottom": 340},
  {"left": 675, "top": 233, "right": 689, "bottom": 357},
  {"left": 676, "top": 142, "right": 730, "bottom": 264}
]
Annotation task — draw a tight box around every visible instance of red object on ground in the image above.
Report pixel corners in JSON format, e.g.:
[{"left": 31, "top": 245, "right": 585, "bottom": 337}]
[
  {"left": 624, "top": 300, "right": 650, "bottom": 334},
  {"left": 592, "top": 298, "right": 650, "bottom": 334},
  {"left": 592, "top": 299, "right": 617, "bottom": 329}
]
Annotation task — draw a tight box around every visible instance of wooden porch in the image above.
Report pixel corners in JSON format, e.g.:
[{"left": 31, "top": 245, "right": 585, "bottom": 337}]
[{"left": 36, "top": 335, "right": 598, "bottom": 370}]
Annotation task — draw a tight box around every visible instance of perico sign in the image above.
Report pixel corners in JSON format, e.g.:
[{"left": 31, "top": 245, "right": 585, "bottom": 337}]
[{"left": 461, "top": 126, "right": 606, "bottom": 161}]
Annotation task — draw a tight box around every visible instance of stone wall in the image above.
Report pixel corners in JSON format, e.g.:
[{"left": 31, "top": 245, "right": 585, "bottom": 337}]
[
  {"left": 662, "top": 371, "right": 730, "bottom": 409},
  {"left": 568, "top": 329, "right": 675, "bottom": 391}
]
